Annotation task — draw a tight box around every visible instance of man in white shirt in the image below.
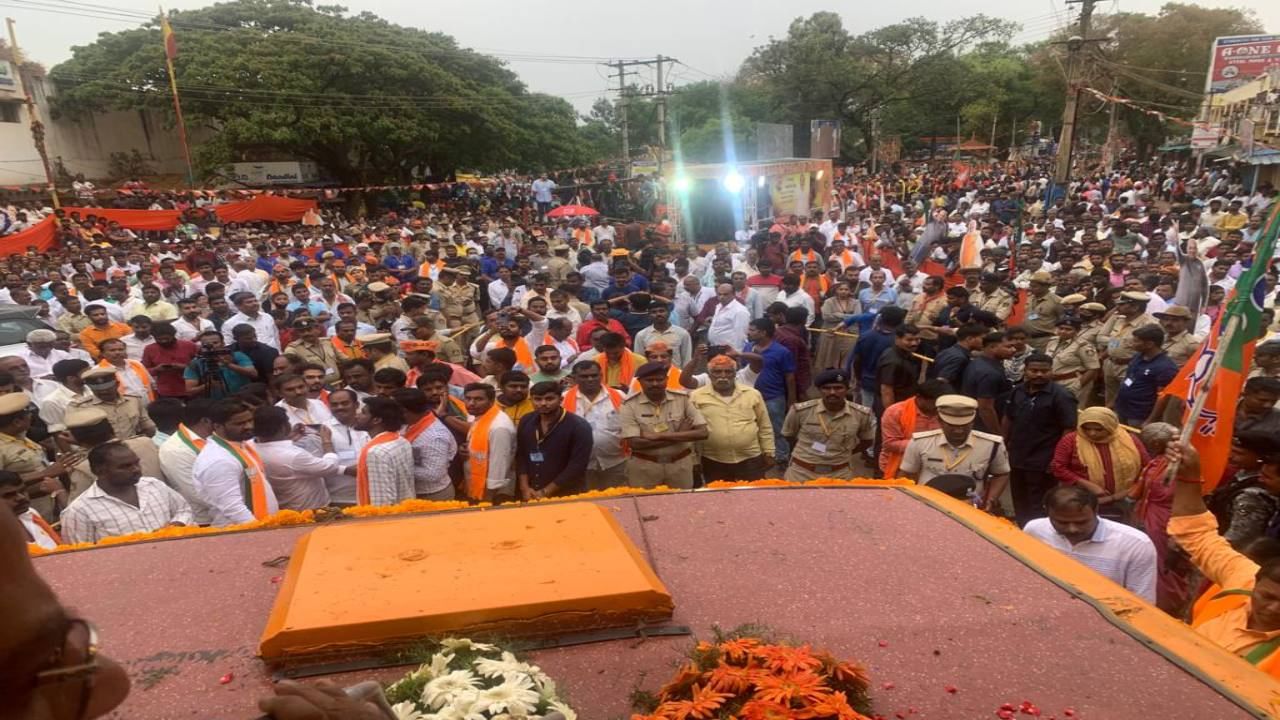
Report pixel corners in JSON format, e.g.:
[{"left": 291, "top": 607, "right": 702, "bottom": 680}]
[
  {"left": 817, "top": 209, "right": 842, "bottom": 245},
  {"left": 252, "top": 405, "right": 345, "bottom": 511},
  {"left": 221, "top": 292, "right": 281, "bottom": 350},
  {"left": 192, "top": 399, "right": 278, "bottom": 526},
  {"left": 1023, "top": 485, "right": 1157, "bottom": 603},
  {"left": 172, "top": 298, "right": 215, "bottom": 342},
  {"left": 593, "top": 218, "right": 617, "bottom": 245},
  {"left": 119, "top": 317, "right": 155, "bottom": 361},
  {"left": 531, "top": 173, "right": 557, "bottom": 217},
  {"left": 18, "top": 328, "right": 71, "bottom": 381},
  {"left": 707, "top": 284, "right": 750, "bottom": 352},
  {"left": 323, "top": 389, "right": 370, "bottom": 504},
  {"left": 274, "top": 372, "right": 336, "bottom": 429},
  {"left": 2, "top": 471, "right": 60, "bottom": 549},
  {"left": 776, "top": 276, "right": 816, "bottom": 323},
  {"left": 565, "top": 361, "right": 628, "bottom": 489},
  {"left": 157, "top": 398, "right": 217, "bottom": 525},
  {"left": 36, "top": 357, "right": 90, "bottom": 428},
  {"left": 60, "top": 442, "right": 194, "bottom": 544},
  {"left": 674, "top": 276, "right": 715, "bottom": 332}
]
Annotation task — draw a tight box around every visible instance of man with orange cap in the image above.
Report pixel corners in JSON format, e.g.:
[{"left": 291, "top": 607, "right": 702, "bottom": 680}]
[{"left": 690, "top": 353, "right": 775, "bottom": 481}]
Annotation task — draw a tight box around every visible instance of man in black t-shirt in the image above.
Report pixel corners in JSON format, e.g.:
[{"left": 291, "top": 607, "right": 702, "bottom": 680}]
[
  {"left": 960, "top": 331, "right": 1015, "bottom": 434},
  {"left": 874, "top": 324, "right": 922, "bottom": 417}
]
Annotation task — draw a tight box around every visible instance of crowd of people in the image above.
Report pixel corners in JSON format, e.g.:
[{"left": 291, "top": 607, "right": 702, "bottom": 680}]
[{"left": 2, "top": 157, "right": 1280, "bottom": 685}]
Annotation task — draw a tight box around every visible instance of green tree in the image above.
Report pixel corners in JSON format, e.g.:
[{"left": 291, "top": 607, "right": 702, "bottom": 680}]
[{"left": 49, "top": 0, "right": 597, "bottom": 191}]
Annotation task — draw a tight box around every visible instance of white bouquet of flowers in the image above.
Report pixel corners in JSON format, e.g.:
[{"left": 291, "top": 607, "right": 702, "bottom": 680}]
[{"left": 385, "top": 638, "right": 576, "bottom": 720}]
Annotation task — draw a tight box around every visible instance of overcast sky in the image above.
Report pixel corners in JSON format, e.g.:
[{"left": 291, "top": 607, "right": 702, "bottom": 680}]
[{"left": 8, "top": 0, "right": 1280, "bottom": 114}]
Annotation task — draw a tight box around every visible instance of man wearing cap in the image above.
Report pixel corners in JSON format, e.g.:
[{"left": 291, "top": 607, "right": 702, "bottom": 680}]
[
  {"left": 68, "top": 366, "right": 155, "bottom": 440},
  {"left": 1023, "top": 271, "right": 1062, "bottom": 352},
  {"left": 900, "top": 395, "right": 1012, "bottom": 512},
  {"left": 905, "top": 276, "right": 947, "bottom": 351},
  {"left": 284, "top": 318, "right": 341, "bottom": 386},
  {"left": 0, "top": 392, "right": 81, "bottom": 521},
  {"left": 1097, "top": 290, "right": 1157, "bottom": 406},
  {"left": 18, "top": 329, "right": 69, "bottom": 379},
  {"left": 1046, "top": 317, "right": 1101, "bottom": 405},
  {"left": 436, "top": 266, "right": 481, "bottom": 334},
  {"left": 619, "top": 361, "right": 709, "bottom": 489},
  {"left": 364, "top": 281, "right": 401, "bottom": 330},
  {"left": 781, "top": 369, "right": 875, "bottom": 482},
  {"left": 970, "top": 273, "right": 1014, "bottom": 323},
  {"left": 1076, "top": 302, "right": 1107, "bottom": 347},
  {"left": 61, "top": 406, "right": 164, "bottom": 502},
  {"left": 1155, "top": 305, "right": 1200, "bottom": 366},
  {"left": 359, "top": 333, "right": 409, "bottom": 373}
]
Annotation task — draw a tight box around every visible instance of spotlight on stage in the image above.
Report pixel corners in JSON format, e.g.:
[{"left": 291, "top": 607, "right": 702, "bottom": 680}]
[
  {"left": 723, "top": 172, "right": 744, "bottom": 193},
  {"left": 672, "top": 176, "right": 691, "bottom": 192}
]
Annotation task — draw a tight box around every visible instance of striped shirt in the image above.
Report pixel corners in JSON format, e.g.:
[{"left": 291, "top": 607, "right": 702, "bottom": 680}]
[
  {"left": 405, "top": 419, "right": 457, "bottom": 497},
  {"left": 363, "top": 437, "right": 416, "bottom": 506},
  {"left": 1023, "top": 517, "right": 1157, "bottom": 602},
  {"left": 60, "top": 476, "right": 194, "bottom": 544}
]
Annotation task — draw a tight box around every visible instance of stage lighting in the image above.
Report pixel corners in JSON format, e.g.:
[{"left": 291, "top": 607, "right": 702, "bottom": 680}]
[
  {"left": 723, "top": 172, "right": 744, "bottom": 193},
  {"left": 672, "top": 176, "right": 691, "bottom": 192}
]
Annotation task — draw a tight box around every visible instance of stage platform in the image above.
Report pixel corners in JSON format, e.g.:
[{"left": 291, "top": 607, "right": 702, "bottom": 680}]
[{"left": 36, "top": 486, "right": 1280, "bottom": 719}]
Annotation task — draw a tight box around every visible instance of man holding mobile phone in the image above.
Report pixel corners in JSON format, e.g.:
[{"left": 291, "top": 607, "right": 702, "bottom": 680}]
[{"left": 142, "top": 322, "right": 198, "bottom": 399}]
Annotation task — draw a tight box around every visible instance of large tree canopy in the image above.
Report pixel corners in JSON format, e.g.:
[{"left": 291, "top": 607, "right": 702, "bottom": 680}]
[{"left": 50, "top": 0, "right": 594, "bottom": 184}]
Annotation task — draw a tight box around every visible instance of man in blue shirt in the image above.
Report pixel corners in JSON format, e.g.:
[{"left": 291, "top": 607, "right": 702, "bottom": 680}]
[
  {"left": 382, "top": 243, "right": 417, "bottom": 284},
  {"left": 602, "top": 266, "right": 650, "bottom": 301},
  {"left": 740, "top": 318, "right": 797, "bottom": 464},
  {"left": 846, "top": 306, "right": 906, "bottom": 408},
  {"left": 1114, "top": 324, "right": 1178, "bottom": 426}
]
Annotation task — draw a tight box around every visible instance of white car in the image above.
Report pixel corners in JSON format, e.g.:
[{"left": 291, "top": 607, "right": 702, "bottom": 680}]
[{"left": 0, "top": 304, "right": 55, "bottom": 358}]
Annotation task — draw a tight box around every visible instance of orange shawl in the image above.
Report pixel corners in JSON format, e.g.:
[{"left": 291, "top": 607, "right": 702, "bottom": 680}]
[
  {"left": 101, "top": 359, "right": 155, "bottom": 402},
  {"left": 597, "top": 351, "right": 636, "bottom": 388},
  {"left": 28, "top": 512, "right": 62, "bottom": 545},
  {"left": 211, "top": 436, "right": 269, "bottom": 519},
  {"left": 356, "top": 431, "right": 401, "bottom": 505},
  {"left": 466, "top": 405, "right": 502, "bottom": 500},
  {"left": 882, "top": 398, "right": 918, "bottom": 480},
  {"left": 629, "top": 366, "right": 684, "bottom": 393},
  {"left": 331, "top": 336, "right": 365, "bottom": 360},
  {"left": 403, "top": 412, "right": 438, "bottom": 441},
  {"left": 499, "top": 336, "right": 534, "bottom": 369}
]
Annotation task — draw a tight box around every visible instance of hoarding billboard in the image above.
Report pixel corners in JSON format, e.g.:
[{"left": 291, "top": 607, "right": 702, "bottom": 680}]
[{"left": 1206, "top": 35, "right": 1280, "bottom": 94}]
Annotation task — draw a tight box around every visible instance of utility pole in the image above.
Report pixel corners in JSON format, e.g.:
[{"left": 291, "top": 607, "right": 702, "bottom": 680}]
[
  {"left": 655, "top": 54, "right": 667, "bottom": 175},
  {"left": 602, "top": 56, "right": 675, "bottom": 171},
  {"left": 1052, "top": 0, "right": 1097, "bottom": 186},
  {"left": 869, "top": 109, "right": 880, "bottom": 174},
  {"left": 1101, "top": 79, "right": 1120, "bottom": 171},
  {"left": 608, "top": 61, "right": 638, "bottom": 162},
  {"left": 5, "top": 18, "right": 59, "bottom": 209}
]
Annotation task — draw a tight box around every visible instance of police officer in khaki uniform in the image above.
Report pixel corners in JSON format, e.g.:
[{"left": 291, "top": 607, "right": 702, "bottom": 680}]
[
  {"left": 906, "top": 276, "right": 948, "bottom": 348},
  {"left": 364, "top": 281, "right": 401, "bottom": 331},
  {"left": 1154, "top": 305, "right": 1200, "bottom": 366},
  {"left": 0, "top": 392, "right": 80, "bottom": 520},
  {"left": 1045, "top": 317, "right": 1101, "bottom": 404},
  {"left": 899, "top": 394, "right": 1012, "bottom": 514},
  {"left": 1058, "top": 293, "right": 1087, "bottom": 320},
  {"left": 438, "top": 266, "right": 482, "bottom": 349},
  {"left": 618, "top": 361, "right": 709, "bottom": 489},
  {"left": 1022, "top": 271, "right": 1063, "bottom": 352},
  {"left": 969, "top": 272, "right": 1015, "bottom": 322},
  {"left": 67, "top": 366, "right": 155, "bottom": 440},
  {"left": 284, "top": 318, "right": 341, "bottom": 385},
  {"left": 1096, "top": 290, "right": 1156, "bottom": 406},
  {"left": 781, "top": 369, "right": 875, "bottom": 482},
  {"left": 1076, "top": 302, "right": 1107, "bottom": 348}
]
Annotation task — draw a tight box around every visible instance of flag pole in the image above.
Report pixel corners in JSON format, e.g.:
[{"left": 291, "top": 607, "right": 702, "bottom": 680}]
[
  {"left": 1168, "top": 203, "right": 1280, "bottom": 484},
  {"left": 159, "top": 8, "right": 195, "bottom": 189}
]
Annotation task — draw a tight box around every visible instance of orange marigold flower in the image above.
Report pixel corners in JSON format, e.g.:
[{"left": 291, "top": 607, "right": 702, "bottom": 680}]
[
  {"left": 755, "top": 643, "right": 824, "bottom": 674},
  {"left": 753, "top": 670, "right": 830, "bottom": 705},
  {"left": 796, "top": 690, "right": 871, "bottom": 720},
  {"left": 718, "top": 637, "right": 762, "bottom": 662},
  {"left": 658, "top": 683, "right": 733, "bottom": 719},
  {"left": 738, "top": 699, "right": 797, "bottom": 720},
  {"left": 704, "top": 663, "right": 761, "bottom": 693},
  {"left": 657, "top": 663, "right": 705, "bottom": 700},
  {"left": 831, "top": 661, "right": 870, "bottom": 690}
]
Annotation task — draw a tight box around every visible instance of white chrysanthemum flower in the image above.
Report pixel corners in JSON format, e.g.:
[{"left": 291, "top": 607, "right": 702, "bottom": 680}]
[
  {"left": 421, "top": 669, "right": 483, "bottom": 710},
  {"left": 473, "top": 651, "right": 538, "bottom": 679},
  {"left": 390, "top": 701, "right": 428, "bottom": 720},
  {"left": 419, "top": 651, "right": 455, "bottom": 680},
  {"left": 534, "top": 672, "right": 557, "bottom": 700},
  {"left": 440, "top": 637, "right": 498, "bottom": 653},
  {"left": 548, "top": 699, "right": 578, "bottom": 720},
  {"left": 444, "top": 688, "right": 487, "bottom": 720},
  {"left": 478, "top": 674, "right": 541, "bottom": 716}
]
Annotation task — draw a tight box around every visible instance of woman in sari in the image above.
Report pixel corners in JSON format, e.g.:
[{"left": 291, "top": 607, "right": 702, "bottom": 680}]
[
  {"left": 812, "top": 281, "right": 858, "bottom": 373},
  {"left": 1050, "top": 407, "right": 1148, "bottom": 521},
  {"left": 1128, "top": 422, "right": 1186, "bottom": 612}
]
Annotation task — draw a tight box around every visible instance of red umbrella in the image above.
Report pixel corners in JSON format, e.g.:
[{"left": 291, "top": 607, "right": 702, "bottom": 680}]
[{"left": 546, "top": 204, "right": 599, "bottom": 218}]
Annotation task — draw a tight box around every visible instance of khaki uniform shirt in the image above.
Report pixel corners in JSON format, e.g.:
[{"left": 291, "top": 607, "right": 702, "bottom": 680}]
[
  {"left": 368, "top": 301, "right": 400, "bottom": 329},
  {"left": 68, "top": 436, "right": 164, "bottom": 500},
  {"left": 546, "top": 257, "right": 573, "bottom": 285},
  {"left": 1097, "top": 312, "right": 1156, "bottom": 370},
  {"left": 782, "top": 399, "right": 875, "bottom": 468},
  {"left": 899, "top": 429, "right": 1011, "bottom": 489},
  {"left": 618, "top": 389, "right": 707, "bottom": 461},
  {"left": 970, "top": 289, "right": 1015, "bottom": 322},
  {"left": 1045, "top": 336, "right": 1101, "bottom": 396},
  {"left": 906, "top": 293, "right": 948, "bottom": 340},
  {"left": 373, "top": 354, "right": 410, "bottom": 373},
  {"left": 439, "top": 283, "right": 480, "bottom": 326},
  {"left": 57, "top": 312, "right": 93, "bottom": 337},
  {"left": 0, "top": 432, "right": 47, "bottom": 476},
  {"left": 1022, "top": 292, "right": 1063, "bottom": 337},
  {"left": 689, "top": 384, "right": 775, "bottom": 464},
  {"left": 1163, "top": 331, "right": 1200, "bottom": 367},
  {"left": 284, "top": 339, "right": 342, "bottom": 384},
  {"left": 427, "top": 335, "right": 466, "bottom": 365},
  {"left": 67, "top": 393, "right": 155, "bottom": 440},
  {"left": 1078, "top": 320, "right": 1104, "bottom": 348}
]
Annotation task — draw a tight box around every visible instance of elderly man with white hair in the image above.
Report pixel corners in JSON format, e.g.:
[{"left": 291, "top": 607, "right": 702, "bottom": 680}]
[{"left": 17, "top": 329, "right": 70, "bottom": 379}]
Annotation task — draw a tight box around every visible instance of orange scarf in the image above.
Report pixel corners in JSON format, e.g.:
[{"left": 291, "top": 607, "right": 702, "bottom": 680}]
[
  {"left": 572, "top": 228, "right": 594, "bottom": 247},
  {"left": 466, "top": 405, "right": 502, "bottom": 500},
  {"left": 500, "top": 336, "right": 534, "bottom": 369},
  {"left": 28, "top": 511, "right": 62, "bottom": 545},
  {"left": 629, "top": 366, "right": 684, "bottom": 392},
  {"left": 406, "top": 367, "right": 422, "bottom": 389},
  {"left": 101, "top": 359, "right": 155, "bottom": 402},
  {"left": 565, "top": 386, "right": 629, "bottom": 457},
  {"left": 331, "top": 336, "right": 365, "bottom": 360},
  {"left": 418, "top": 259, "right": 445, "bottom": 278},
  {"left": 544, "top": 334, "right": 579, "bottom": 354},
  {"left": 831, "top": 250, "right": 856, "bottom": 268},
  {"left": 597, "top": 351, "right": 636, "bottom": 388},
  {"left": 356, "top": 430, "right": 401, "bottom": 505},
  {"left": 176, "top": 424, "right": 206, "bottom": 454},
  {"left": 403, "top": 412, "right": 438, "bottom": 441},
  {"left": 882, "top": 399, "right": 918, "bottom": 480},
  {"left": 212, "top": 436, "right": 269, "bottom": 519},
  {"left": 1191, "top": 585, "right": 1280, "bottom": 678},
  {"left": 790, "top": 249, "right": 818, "bottom": 265}
]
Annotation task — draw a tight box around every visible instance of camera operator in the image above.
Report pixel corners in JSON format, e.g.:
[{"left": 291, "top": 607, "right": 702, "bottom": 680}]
[{"left": 183, "top": 330, "right": 259, "bottom": 399}]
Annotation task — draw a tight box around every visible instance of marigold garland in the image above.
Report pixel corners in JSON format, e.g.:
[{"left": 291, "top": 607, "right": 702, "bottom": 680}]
[
  {"left": 631, "top": 633, "right": 874, "bottom": 720},
  {"left": 28, "top": 478, "right": 906, "bottom": 556}
]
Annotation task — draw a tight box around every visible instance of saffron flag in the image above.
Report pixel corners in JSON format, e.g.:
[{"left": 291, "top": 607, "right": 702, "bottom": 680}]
[
  {"left": 161, "top": 15, "right": 178, "bottom": 61},
  {"left": 1163, "top": 204, "right": 1280, "bottom": 491}
]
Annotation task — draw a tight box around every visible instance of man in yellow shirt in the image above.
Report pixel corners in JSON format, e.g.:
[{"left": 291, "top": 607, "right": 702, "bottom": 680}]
[
  {"left": 1216, "top": 200, "right": 1249, "bottom": 234},
  {"left": 689, "top": 354, "right": 775, "bottom": 481},
  {"left": 1167, "top": 442, "right": 1280, "bottom": 675}
]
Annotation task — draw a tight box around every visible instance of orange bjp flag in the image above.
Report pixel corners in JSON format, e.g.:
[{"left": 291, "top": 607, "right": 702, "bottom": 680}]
[{"left": 161, "top": 15, "right": 178, "bottom": 61}]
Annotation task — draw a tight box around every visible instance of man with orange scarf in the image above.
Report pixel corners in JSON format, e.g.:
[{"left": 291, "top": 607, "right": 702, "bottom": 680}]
[
  {"left": 627, "top": 342, "right": 698, "bottom": 394},
  {"left": 391, "top": 388, "right": 457, "bottom": 500},
  {"left": 470, "top": 307, "right": 547, "bottom": 373},
  {"left": 597, "top": 332, "right": 646, "bottom": 391},
  {"left": 879, "top": 379, "right": 947, "bottom": 480},
  {"left": 352, "top": 397, "right": 415, "bottom": 506},
  {"left": 1168, "top": 442, "right": 1280, "bottom": 679},
  {"left": 191, "top": 399, "right": 277, "bottom": 526},
  {"left": 462, "top": 382, "right": 516, "bottom": 501}
]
